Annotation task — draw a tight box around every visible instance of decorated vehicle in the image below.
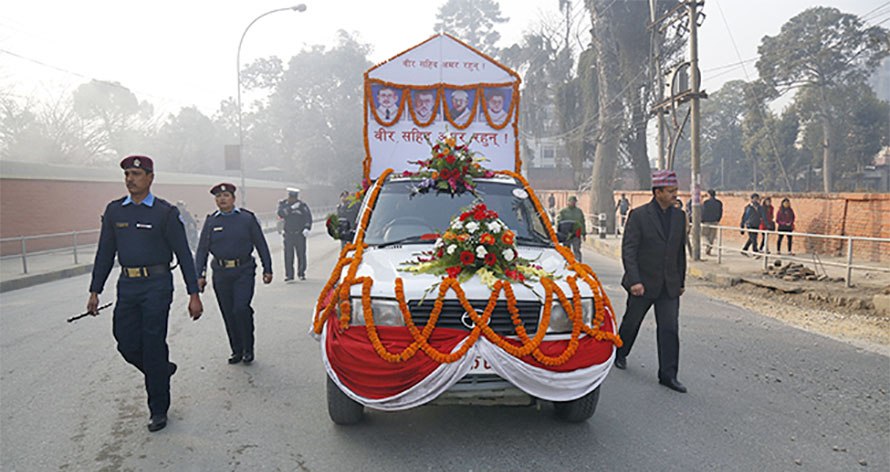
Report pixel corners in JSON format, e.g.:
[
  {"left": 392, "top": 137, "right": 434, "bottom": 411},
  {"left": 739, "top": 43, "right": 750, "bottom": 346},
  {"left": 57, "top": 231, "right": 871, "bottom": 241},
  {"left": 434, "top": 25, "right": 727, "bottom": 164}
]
[{"left": 312, "top": 34, "right": 621, "bottom": 425}]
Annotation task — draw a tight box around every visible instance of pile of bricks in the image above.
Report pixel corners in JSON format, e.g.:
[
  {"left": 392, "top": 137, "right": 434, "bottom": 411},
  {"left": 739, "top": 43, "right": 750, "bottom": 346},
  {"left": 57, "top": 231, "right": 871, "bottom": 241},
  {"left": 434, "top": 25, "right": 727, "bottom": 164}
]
[{"left": 766, "top": 260, "right": 844, "bottom": 283}]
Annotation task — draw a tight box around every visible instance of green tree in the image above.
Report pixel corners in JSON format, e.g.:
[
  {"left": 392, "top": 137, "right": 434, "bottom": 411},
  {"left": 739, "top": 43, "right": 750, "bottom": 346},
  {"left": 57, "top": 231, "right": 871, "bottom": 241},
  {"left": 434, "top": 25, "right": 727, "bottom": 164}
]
[
  {"left": 241, "top": 31, "right": 372, "bottom": 188},
  {"left": 700, "top": 80, "right": 748, "bottom": 190},
  {"left": 150, "top": 107, "right": 223, "bottom": 174},
  {"left": 434, "top": 0, "right": 508, "bottom": 55},
  {"left": 756, "top": 7, "right": 890, "bottom": 192},
  {"left": 72, "top": 79, "right": 155, "bottom": 162}
]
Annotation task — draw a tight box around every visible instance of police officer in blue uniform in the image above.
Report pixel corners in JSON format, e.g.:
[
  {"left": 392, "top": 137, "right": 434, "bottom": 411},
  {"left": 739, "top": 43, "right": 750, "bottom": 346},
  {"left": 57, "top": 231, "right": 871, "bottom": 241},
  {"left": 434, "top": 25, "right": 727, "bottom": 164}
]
[
  {"left": 194, "top": 183, "right": 273, "bottom": 365},
  {"left": 277, "top": 188, "right": 312, "bottom": 281},
  {"left": 86, "top": 155, "right": 203, "bottom": 433}
]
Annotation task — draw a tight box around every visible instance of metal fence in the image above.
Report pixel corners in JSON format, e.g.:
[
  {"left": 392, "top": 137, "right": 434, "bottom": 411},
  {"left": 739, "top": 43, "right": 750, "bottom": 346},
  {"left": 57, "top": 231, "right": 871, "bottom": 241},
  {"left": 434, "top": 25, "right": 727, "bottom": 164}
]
[
  {"left": 705, "top": 224, "right": 890, "bottom": 288},
  {"left": 0, "top": 206, "right": 336, "bottom": 275}
]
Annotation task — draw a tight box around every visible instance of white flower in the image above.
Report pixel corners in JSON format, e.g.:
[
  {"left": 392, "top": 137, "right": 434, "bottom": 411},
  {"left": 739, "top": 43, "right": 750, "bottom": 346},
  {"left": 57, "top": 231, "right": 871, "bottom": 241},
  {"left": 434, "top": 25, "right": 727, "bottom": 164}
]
[
  {"left": 502, "top": 249, "right": 515, "bottom": 262},
  {"left": 447, "top": 244, "right": 457, "bottom": 255},
  {"left": 451, "top": 220, "right": 463, "bottom": 230},
  {"left": 486, "top": 221, "right": 501, "bottom": 233},
  {"left": 435, "top": 238, "right": 443, "bottom": 248},
  {"left": 465, "top": 221, "right": 479, "bottom": 233},
  {"left": 476, "top": 245, "right": 487, "bottom": 258}
]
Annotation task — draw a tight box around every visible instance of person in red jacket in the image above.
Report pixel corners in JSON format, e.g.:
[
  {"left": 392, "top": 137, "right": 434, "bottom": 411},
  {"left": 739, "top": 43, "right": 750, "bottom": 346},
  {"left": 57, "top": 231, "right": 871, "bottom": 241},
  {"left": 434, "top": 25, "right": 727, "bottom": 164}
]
[
  {"left": 775, "top": 198, "right": 796, "bottom": 255},
  {"left": 758, "top": 197, "right": 775, "bottom": 253}
]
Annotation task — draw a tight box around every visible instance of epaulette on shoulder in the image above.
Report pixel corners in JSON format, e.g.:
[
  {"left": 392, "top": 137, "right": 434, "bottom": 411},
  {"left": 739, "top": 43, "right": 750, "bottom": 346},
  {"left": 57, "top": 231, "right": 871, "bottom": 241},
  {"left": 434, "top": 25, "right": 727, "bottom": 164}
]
[
  {"left": 155, "top": 197, "right": 174, "bottom": 209},
  {"left": 240, "top": 208, "right": 255, "bottom": 216}
]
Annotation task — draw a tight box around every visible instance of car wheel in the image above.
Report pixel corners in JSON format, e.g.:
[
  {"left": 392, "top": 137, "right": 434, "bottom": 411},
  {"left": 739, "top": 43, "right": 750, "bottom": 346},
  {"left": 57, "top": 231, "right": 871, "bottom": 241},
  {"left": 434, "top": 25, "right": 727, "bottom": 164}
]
[
  {"left": 326, "top": 375, "right": 364, "bottom": 425},
  {"left": 553, "top": 387, "right": 600, "bottom": 423}
]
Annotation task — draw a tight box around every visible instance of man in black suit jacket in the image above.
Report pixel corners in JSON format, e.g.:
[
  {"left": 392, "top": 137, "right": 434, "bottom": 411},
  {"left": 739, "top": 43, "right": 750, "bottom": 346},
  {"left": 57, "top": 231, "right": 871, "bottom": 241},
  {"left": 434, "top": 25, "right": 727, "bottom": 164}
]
[{"left": 613, "top": 170, "right": 688, "bottom": 393}]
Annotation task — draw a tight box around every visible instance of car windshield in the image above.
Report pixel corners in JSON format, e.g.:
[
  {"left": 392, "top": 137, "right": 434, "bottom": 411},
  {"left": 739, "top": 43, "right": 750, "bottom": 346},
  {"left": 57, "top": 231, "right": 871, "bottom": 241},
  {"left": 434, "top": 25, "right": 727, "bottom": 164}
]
[{"left": 363, "top": 179, "right": 553, "bottom": 247}]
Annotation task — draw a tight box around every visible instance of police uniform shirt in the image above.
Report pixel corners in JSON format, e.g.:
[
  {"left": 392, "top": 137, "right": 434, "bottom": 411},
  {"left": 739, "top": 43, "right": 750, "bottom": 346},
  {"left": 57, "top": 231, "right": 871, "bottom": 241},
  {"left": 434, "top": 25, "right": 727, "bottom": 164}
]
[
  {"left": 277, "top": 199, "right": 313, "bottom": 234},
  {"left": 89, "top": 193, "right": 200, "bottom": 294},
  {"left": 194, "top": 208, "right": 273, "bottom": 278}
]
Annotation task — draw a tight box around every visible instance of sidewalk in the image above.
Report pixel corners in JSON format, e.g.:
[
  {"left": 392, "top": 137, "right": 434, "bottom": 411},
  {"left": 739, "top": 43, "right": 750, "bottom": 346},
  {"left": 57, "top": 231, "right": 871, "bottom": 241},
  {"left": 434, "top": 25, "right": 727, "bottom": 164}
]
[{"left": 586, "top": 234, "right": 890, "bottom": 315}]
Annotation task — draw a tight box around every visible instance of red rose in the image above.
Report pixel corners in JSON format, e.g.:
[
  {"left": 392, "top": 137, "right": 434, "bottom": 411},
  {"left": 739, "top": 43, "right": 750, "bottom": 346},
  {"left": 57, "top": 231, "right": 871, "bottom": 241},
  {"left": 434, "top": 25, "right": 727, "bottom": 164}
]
[
  {"left": 436, "top": 248, "right": 444, "bottom": 258},
  {"left": 484, "top": 253, "right": 497, "bottom": 266},
  {"left": 446, "top": 266, "right": 461, "bottom": 278},
  {"left": 459, "top": 212, "right": 471, "bottom": 221},
  {"left": 460, "top": 251, "right": 475, "bottom": 266},
  {"left": 445, "top": 155, "right": 456, "bottom": 165}
]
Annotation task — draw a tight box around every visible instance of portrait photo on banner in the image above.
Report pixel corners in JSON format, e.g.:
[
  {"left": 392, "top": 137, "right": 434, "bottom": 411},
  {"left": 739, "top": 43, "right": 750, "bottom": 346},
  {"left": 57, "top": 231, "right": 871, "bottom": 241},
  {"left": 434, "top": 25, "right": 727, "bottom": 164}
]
[
  {"left": 372, "top": 84, "right": 402, "bottom": 123},
  {"left": 445, "top": 88, "right": 476, "bottom": 126},
  {"left": 411, "top": 89, "right": 439, "bottom": 125},
  {"left": 483, "top": 87, "right": 512, "bottom": 126}
]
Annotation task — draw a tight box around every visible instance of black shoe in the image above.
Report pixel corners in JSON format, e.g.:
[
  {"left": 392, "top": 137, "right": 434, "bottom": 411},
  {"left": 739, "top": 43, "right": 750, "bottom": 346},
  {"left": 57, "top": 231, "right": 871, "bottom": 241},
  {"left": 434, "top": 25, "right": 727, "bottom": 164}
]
[
  {"left": 147, "top": 414, "right": 167, "bottom": 432},
  {"left": 242, "top": 352, "right": 254, "bottom": 364},
  {"left": 284, "top": 276, "right": 294, "bottom": 282},
  {"left": 614, "top": 354, "right": 627, "bottom": 370},
  {"left": 659, "top": 378, "right": 687, "bottom": 393},
  {"left": 228, "top": 353, "right": 242, "bottom": 364},
  {"left": 299, "top": 275, "right": 306, "bottom": 280},
  {"left": 169, "top": 362, "right": 177, "bottom": 377}
]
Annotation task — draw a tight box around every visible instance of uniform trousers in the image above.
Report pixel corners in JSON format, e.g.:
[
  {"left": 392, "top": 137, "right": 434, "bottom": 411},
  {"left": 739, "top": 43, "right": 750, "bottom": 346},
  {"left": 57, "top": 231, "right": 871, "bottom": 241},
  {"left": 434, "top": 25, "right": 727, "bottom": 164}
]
[
  {"left": 616, "top": 285, "right": 680, "bottom": 381},
  {"left": 568, "top": 238, "right": 582, "bottom": 262},
  {"left": 212, "top": 263, "right": 256, "bottom": 356},
  {"left": 112, "top": 273, "right": 173, "bottom": 416},
  {"left": 283, "top": 233, "right": 307, "bottom": 279}
]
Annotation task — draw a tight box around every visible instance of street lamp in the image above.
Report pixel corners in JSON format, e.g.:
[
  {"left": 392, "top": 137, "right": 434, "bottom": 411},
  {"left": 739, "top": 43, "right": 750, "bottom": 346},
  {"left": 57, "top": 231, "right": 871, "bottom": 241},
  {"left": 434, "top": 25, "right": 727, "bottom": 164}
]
[{"left": 237, "top": 4, "right": 307, "bottom": 206}]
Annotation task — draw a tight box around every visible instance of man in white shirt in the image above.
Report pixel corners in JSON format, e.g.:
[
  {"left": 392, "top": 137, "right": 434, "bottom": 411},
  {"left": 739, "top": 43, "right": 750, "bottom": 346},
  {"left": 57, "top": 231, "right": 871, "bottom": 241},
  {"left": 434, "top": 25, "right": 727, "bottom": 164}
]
[
  {"left": 448, "top": 90, "right": 472, "bottom": 123},
  {"left": 413, "top": 90, "right": 436, "bottom": 123},
  {"left": 376, "top": 86, "right": 400, "bottom": 121},
  {"left": 486, "top": 89, "right": 508, "bottom": 123}
]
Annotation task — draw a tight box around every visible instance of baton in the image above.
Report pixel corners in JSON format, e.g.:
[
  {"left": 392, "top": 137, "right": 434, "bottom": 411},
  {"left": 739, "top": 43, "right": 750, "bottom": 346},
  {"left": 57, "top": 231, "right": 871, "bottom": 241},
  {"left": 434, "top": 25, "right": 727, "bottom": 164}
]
[{"left": 67, "top": 303, "right": 113, "bottom": 323}]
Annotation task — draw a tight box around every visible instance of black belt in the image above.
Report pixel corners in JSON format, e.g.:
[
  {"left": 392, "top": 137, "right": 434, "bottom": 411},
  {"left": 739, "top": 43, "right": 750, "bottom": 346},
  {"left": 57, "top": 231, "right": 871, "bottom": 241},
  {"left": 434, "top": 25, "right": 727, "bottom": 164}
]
[
  {"left": 121, "top": 264, "right": 171, "bottom": 278},
  {"left": 213, "top": 256, "right": 253, "bottom": 269}
]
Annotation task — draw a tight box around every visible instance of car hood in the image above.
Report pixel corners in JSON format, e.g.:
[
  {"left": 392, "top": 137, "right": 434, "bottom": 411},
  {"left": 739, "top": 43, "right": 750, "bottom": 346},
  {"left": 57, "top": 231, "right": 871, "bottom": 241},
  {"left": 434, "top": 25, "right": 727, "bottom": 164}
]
[{"left": 347, "top": 244, "right": 592, "bottom": 300}]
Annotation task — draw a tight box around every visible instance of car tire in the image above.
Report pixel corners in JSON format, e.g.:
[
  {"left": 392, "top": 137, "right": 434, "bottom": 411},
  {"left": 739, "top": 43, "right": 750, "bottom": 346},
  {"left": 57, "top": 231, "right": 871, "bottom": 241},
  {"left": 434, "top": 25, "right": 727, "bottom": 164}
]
[
  {"left": 553, "top": 387, "right": 600, "bottom": 423},
  {"left": 326, "top": 375, "right": 364, "bottom": 425}
]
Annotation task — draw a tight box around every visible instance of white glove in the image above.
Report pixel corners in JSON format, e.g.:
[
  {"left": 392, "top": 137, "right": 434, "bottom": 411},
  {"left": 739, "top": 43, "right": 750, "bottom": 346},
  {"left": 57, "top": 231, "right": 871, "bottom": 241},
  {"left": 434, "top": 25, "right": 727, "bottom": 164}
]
[{"left": 302, "top": 228, "right": 310, "bottom": 237}]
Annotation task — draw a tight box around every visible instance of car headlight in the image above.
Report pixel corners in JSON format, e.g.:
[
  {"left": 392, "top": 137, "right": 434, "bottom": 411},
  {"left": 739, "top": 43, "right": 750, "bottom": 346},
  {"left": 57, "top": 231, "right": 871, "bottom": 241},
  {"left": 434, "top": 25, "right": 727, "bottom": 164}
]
[
  {"left": 547, "top": 299, "right": 594, "bottom": 333},
  {"left": 349, "top": 298, "right": 405, "bottom": 327}
]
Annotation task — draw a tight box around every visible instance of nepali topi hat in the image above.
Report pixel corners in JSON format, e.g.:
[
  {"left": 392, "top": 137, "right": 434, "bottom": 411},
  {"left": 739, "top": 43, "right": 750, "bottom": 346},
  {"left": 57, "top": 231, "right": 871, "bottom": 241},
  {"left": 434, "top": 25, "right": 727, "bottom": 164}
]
[{"left": 651, "top": 169, "right": 678, "bottom": 188}]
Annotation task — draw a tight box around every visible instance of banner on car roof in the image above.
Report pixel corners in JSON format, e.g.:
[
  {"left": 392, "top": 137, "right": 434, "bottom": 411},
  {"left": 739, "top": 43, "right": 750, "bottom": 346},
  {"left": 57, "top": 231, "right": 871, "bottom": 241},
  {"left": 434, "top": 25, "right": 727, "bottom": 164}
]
[{"left": 363, "top": 34, "right": 522, "bottom": 180}]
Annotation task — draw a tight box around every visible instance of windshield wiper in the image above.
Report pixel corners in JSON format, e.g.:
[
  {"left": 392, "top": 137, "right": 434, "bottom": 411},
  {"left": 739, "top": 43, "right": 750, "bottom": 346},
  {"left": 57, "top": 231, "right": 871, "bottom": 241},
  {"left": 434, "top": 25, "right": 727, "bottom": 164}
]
[
  {"left": 515, "top": 235, "right": 552, "bottom": 247},
  {"left": 375, "top": 235, "right": 433, "bottom": 248}
]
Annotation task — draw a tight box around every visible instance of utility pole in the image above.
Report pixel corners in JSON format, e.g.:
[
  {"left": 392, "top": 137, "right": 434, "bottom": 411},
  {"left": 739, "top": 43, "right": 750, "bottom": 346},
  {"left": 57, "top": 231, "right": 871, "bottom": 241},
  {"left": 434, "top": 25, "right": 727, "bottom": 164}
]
[
  {"left": 649, "top": 0, "right": 667, "bottom": 170},
  {"left": 687, "top": 0, "right": 703, "bottom": 261},
  {"left": 649, "top": 0, "right": 707, "bottom": 261}
]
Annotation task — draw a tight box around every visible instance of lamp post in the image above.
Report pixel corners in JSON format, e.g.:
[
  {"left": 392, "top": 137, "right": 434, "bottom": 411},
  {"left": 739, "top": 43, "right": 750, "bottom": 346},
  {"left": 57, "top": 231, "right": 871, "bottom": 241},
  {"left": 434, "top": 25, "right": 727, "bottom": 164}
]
[{"left": 237, "top": 4, "right": 307, "bottom": 206}]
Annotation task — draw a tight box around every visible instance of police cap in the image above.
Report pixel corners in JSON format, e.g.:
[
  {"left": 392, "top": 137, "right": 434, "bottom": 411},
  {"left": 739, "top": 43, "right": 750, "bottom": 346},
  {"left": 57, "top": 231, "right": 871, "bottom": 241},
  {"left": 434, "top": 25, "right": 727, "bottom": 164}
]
[
  {"left": 120, "top": 155, "right": 154, "bottom": 172},
  {"left": 211, "top": 183, "right": 237, "bottom": 195},
  {"left": 287, "top": 187, "right": 300, "bottom": 196}
]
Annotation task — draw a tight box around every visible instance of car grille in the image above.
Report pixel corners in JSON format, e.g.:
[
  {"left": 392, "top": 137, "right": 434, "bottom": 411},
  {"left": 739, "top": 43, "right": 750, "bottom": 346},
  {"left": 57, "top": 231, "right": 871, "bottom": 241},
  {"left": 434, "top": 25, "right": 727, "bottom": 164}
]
[{"left": 407, "top": 299, "right": 541, "bottom": 335}]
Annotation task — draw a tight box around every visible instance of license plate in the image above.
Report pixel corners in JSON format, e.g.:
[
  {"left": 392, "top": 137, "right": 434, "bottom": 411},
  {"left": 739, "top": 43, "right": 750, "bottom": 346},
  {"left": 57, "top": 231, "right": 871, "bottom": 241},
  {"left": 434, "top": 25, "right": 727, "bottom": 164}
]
[{"left": 468, "top": 356, "right": 494, "bottom": 374}]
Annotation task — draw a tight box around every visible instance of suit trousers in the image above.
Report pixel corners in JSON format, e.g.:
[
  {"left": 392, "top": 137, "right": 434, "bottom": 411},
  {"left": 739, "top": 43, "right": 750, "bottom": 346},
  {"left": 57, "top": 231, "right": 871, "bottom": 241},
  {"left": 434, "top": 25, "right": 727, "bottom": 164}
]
[
  {"left": 568, "top": 238, "right": 582, "bottom": 262},
  {"left": 284, "top": 233, "right": 307, "bottom": 278},
  {"left": 112, "top": 273, "right": 174, "bottom": 416},
  {"left": 212, "top": 264, "right": 256, "bottom": 356},
  {"left": 616, "top": 288, "right": 680, "bottom": 381}
]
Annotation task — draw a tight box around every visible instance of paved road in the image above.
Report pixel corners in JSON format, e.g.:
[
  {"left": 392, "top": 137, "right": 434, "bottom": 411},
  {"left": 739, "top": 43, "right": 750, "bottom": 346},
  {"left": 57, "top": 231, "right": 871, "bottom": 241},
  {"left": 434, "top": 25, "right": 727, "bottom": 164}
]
[{"left": 1, "top": 235, "right": 887, "bottom": 471}]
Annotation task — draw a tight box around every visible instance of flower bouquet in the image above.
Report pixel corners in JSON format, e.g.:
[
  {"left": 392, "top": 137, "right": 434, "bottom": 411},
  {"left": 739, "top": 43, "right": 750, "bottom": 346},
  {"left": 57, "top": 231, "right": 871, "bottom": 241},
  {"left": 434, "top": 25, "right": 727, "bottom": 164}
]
[
  {"left": 325, "top": 213, "right": 340, "bottom": 240},
  {"left": 401, "top": 202, "right": 555, "bottom": 294},
  {"left": 401, "top": 134, "right": 495, "bottom": 195}
]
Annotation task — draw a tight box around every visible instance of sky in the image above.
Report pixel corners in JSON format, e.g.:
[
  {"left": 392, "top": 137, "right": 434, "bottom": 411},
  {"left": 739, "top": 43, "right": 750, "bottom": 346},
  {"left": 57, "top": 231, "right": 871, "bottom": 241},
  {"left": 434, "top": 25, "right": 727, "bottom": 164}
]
[{"left": 1, "top": 0, "right": 887, "bottom": 118}]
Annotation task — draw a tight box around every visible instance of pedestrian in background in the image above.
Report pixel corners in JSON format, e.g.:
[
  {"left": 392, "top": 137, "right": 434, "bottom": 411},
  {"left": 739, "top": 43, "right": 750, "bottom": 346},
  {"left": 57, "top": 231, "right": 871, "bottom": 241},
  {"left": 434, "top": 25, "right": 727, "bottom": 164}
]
[
  {"left": 278, "top": 188, "right": 313, "bottom": 281},
  {"left": 674, "top": 199, "right": 692, "bottom": 255},
  {"left": 86, "top": 155, "right": 203, "bottom": 432},
  {"left": 740, "top": 193, "right": 765, "bottom": 256},
  {"left": 759, "top": 196, "right": 775, "bottom": 253},
  {"left": 701, "top": 189, "right": 723, "bottom": 256},
  {"left": 547, "top": 193, "right": 556, "bottom": 222},
  {"left": 615, "top": 193, "right": 630, "bottom": 234},
  {"left": 194, "top": 183, "right": 273, "bottom": 366},
  {"left": 775, "top": 198, "right": 796, "bottom": 255},
  {"left": 557, "top": 195, "right": 586, "bottom": 261},
  {"left": 614, "top": 169, "right": 687, "bottom": 393}
]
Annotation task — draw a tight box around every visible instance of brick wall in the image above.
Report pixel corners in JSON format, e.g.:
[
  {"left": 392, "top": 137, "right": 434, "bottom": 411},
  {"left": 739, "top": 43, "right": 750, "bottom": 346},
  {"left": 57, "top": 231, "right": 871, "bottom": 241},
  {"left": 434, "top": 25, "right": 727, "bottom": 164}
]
[
  {"left": 537, "top": 188, "right": 890, "bottom": 262},
  {"left": 0, "top": 179, "right": 339, "bottom": 255}
]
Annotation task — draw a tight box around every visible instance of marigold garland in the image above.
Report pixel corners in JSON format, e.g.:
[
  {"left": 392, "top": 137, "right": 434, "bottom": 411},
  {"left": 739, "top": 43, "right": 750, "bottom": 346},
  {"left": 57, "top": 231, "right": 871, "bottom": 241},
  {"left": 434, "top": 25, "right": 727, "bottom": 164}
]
[{"left": 311, "top": 166, "right": 622, "bottom": 368}]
